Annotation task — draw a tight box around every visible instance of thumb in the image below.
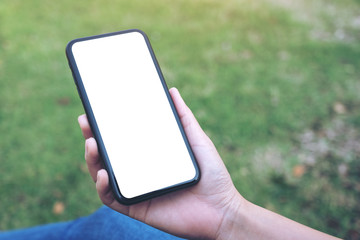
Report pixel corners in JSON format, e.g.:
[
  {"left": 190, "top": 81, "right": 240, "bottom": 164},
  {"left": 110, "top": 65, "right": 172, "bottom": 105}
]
[
  {"left": 169, "top": 87, "right": 219, "bottom": 159},
  {"left": 169, "top": 88, "right": 210, "bottom": 146}
]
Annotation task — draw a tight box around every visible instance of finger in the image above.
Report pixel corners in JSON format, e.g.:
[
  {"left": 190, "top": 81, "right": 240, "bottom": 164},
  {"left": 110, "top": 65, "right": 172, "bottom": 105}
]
[
  {"left": 85, "top": 137, "right": 102, "bottom": 182},
  {"left": 169, "top": 87, "right": 225, "bottom": 175},
  {"left": 78, "top": 114, "right": 93, "bottom": 139},
  {"left": 96, "top": 169, "right": 115, "bottom": 206},
  {"left": 96, "top": 169, "right": 129, "bottom": 215},
  {"left": 169, "top": 88, "right": 192, "bottom": 126},
  {"left": 169, "top": 87, "right": 212, "bottom": 148}
]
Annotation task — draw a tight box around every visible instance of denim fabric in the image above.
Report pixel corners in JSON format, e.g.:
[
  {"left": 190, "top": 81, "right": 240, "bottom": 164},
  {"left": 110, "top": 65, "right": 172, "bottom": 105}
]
[{"left": 0, "top": 206, "right": 185, "bottom": 240}]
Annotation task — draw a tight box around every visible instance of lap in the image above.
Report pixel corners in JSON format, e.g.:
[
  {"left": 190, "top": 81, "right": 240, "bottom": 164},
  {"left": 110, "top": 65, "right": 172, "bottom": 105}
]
[{"left": 0, "top": 206, "right": 184, "bottom": 240}]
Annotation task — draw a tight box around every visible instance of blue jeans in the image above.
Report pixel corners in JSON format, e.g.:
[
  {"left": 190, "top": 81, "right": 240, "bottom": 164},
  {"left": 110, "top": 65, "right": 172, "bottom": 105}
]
[{"left": 0, "top": 206, "right": 185, "bottom": 240}]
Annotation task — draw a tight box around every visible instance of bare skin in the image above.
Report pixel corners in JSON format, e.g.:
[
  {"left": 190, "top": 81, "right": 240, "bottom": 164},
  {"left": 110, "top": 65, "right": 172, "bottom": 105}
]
[{"left": 78, "top": 87, "right": 339, "bottom": 240}]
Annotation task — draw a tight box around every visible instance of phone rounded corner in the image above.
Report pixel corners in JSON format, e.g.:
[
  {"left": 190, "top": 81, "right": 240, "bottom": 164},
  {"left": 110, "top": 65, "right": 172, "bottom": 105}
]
[
  {"left": 112, "top": 189, "right": 142, "bottom": 206},
  {"left": 65, "top": 40, "right": 77, "bottom": 56},
  {"left": 130, "top": 29, "right": 149, "bottom": 41},
  {"left": 193, "top": 167, "right": 201, "bottom": 183},
  {"left": 105, "top": 169, "right": 136, "bottom": 205},
  {"left": 131, "top": 28, "right": 146, "bottom": 35},
  {"left": 112, "top": 192, "right": 134, "bottom": 206},
  {"left": 187, "top": 167, "right": 201, "bottom": 188}
]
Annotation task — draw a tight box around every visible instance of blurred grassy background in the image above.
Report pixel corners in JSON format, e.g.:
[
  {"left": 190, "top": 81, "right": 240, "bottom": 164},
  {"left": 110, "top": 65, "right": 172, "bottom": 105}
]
[{"left": 0, "top": 0, "right": 359, "bottom": 238}]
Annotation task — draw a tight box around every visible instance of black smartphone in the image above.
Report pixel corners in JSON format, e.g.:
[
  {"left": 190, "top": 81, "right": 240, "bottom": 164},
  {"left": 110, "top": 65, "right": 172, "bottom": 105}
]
[{"left": 66, "top": 29, "right": 200, "bottom": 205}]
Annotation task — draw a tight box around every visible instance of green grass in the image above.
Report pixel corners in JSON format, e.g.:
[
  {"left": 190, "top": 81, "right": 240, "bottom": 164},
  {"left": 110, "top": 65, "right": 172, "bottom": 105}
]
[{"left": 0, "top": 0, "right": 359, "bottom": 238}]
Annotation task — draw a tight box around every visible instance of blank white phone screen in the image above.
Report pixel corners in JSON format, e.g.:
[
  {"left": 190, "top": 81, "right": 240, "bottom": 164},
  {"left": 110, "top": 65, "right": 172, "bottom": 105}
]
[{"left": 71, "top": 32, "right": 196, "bottom": 199}]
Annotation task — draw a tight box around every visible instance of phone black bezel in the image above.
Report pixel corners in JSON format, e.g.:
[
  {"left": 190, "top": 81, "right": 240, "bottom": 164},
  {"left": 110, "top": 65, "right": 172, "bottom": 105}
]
[{"left": 66, "top": 29, "right": 200, "bottom": 205}]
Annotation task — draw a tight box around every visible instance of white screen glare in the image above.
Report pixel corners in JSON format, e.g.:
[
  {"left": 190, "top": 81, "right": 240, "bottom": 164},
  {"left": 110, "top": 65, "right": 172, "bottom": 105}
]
[{"left": 71, "top": 31, "right": 196, "bottom": 199}]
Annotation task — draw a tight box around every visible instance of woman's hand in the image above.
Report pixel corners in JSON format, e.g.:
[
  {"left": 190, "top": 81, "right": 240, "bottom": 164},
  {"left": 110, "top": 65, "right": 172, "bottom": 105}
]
[{"left": 78, "top": 88, "right": 243, "bottom": 240}]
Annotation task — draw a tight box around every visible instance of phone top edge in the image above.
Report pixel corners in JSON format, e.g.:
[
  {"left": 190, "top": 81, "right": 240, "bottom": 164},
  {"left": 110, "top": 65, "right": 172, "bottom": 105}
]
[
  {"left": 66, "top": 29, "right": 142, "bottom": 54},
  {"left": 66, "top": 29, "right": 146, "bottom": 46},
  {"left": 65, "top": 29, "right": 150, "bottom": 63}
]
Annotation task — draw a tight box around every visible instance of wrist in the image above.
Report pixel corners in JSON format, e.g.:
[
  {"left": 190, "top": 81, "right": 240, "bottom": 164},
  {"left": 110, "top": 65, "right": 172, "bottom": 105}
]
[
  {"left": 215, "top": 192, "right": 248, "bottom": 240},
  {"left": 215, "top": 197, "right": 340, "bottom": 240}
]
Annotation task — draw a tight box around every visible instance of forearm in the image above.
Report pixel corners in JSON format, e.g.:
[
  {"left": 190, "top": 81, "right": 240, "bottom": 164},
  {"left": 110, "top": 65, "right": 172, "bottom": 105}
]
[{"left": 217, "top": 195, "right": 340, "bottom": 240}]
